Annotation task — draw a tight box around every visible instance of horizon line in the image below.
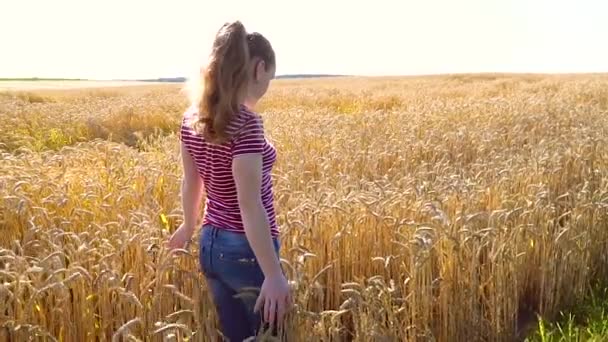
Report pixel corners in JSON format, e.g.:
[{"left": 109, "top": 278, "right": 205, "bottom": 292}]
[{"left": 2, "top": 71, "right": 608, "bottom": 82}]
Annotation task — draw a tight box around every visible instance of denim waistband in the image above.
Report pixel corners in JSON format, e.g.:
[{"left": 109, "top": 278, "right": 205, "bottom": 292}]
[{"left": 201, "top": 224, "right": 280, "bottom": 248}]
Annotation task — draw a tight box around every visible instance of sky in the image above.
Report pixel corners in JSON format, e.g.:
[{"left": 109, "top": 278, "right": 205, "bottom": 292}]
[{"left": 1, "top": 0, "right": 607, "bottom": 80}]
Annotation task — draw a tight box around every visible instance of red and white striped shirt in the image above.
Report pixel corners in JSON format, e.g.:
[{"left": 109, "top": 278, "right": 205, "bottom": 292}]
[{"left": 179, "top": 105, "right": 279, "bottom": 237}]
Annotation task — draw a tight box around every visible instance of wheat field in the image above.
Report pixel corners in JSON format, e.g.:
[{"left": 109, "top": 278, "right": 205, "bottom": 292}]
[{"left": 1, "top": 74, "right": 608, "bottom": 341}]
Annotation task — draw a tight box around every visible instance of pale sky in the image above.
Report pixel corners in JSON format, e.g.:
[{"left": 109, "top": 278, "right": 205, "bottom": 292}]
[{"left": 1, "top": 0, "right": 607, "bottom": 79}]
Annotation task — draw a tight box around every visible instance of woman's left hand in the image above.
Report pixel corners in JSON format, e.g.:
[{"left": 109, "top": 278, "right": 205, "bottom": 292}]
[{"left": 168, "top": 223, "right": 194, "bottom": 250}]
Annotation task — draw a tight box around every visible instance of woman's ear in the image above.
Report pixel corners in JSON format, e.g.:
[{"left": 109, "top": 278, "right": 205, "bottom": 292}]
[{"left": 254, "top": 60, "right": 266, "bottom": 83}]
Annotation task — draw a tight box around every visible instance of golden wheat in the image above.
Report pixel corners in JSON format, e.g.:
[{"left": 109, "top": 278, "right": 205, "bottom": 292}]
[{"left": 1, "top": 74, "right": 608, "bottom": 341}]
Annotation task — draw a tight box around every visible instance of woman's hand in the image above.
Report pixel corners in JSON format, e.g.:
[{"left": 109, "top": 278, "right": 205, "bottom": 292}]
[
  {"left": 254, "top": 273, "right": 292, "bottom": 327},
  {"left": 167, "top": 223, "right": 194, "bottom": 250}
]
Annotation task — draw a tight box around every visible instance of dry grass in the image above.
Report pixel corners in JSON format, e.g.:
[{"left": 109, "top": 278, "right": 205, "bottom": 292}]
[{"left": 1, "top": 74, "right": 608, "bottom": 341}]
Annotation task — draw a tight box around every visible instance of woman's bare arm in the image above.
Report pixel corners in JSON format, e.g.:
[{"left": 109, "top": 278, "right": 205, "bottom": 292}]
[
  {"left": 232, "top": 153, "right": 282, "bottom": 279},
  {"left": 180, "top": 142, "right": 204, "bottom": 234}
]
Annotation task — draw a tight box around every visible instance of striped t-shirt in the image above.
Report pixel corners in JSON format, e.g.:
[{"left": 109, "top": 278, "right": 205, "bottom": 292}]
[{"left": 179, "top": 105, "right": 279, "bottom": 237}]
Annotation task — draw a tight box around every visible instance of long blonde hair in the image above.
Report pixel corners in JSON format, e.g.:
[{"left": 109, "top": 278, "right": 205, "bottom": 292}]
[
  {"left": 193, "top": 21, "right": 249, "bottom": 144},
  {"left": 191, "top": 21, "right": 275, "bottom": 144}
]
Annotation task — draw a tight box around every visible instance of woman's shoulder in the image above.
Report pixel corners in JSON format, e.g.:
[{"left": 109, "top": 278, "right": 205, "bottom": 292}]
[
  {"left": 231, "top": 105, "right": 264, "bottom": 133},
  {"left": 182, "top": 105, "right": 198, "bottom": 122},
  {"left": 238, "top": 104, "right": 262, "bottom": 120},
  {"left": 179, "top": 105, "right": 201, "bottom": 144},
  {"left": 182, "top": 105, "right": 198, "bottom": 125}
]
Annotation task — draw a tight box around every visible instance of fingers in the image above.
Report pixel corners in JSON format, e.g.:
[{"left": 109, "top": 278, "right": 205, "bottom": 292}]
[
  {"left": 167, "top": 237, "right": 176, "bottom": 250},
  {"left": 254, "top": 292, "right": 264, "bottom": 313},
  {"left": 276, "top": 297, "right": 285, "bottom": 325},
  {"left": 254, "top": 287, "right": 293, "bottom": 328},
  {"left": 167, "top": 239, "right": 181, "bottom": 250},
  {"left": 264, "top": 296, "right": 272, "bottom": 323},
  {"left": 269, "top": 298, "right": 278, "bottom": 328},
  {"left": 167, "top": 232, "right": 181, "bottom": 250}
]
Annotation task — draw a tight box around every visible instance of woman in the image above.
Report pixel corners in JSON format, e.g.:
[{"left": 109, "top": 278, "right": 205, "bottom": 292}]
[{"left": 167, "top": 21, "right": 292, "bottom": 341}]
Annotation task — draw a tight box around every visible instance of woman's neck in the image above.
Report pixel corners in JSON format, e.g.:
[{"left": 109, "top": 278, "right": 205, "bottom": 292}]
[{"left": 243, "top": 95, "right": 258, "bottom": 110}]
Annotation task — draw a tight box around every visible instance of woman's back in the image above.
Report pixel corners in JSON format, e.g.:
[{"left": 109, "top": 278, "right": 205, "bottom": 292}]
[{"left": 179, "top": 105, "right": 279, "bottom": 237}]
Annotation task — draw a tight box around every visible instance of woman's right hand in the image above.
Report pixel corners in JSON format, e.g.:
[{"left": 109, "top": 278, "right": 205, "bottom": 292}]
[{"left": 254, "top": 273, "right": 292, "bottom": 327}]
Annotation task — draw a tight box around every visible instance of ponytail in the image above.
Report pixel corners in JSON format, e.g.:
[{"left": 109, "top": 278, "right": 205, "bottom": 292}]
[{"left": 193, "top": 21, "right": 250, "bottom": 143}]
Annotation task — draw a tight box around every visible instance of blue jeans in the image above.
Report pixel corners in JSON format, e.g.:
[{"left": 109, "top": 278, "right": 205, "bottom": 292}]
[{"left": 198, "top": 224, "right": 280, "bottom": 341}]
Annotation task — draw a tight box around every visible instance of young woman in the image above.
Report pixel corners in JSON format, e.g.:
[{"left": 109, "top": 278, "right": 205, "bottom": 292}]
[{"left": 167, "top": 21, "right": 292, "bottom": 341}]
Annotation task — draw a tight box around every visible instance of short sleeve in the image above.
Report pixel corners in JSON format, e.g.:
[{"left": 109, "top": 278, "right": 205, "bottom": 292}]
[
  {"left": 232, "top": 115, "right": 265, "bottom": 157},
  {"left": 179, "top": 108, "right": 197, "bottom": 143},
  {"left": 179, "top": 116, "right": 188, "bottom": 142}
]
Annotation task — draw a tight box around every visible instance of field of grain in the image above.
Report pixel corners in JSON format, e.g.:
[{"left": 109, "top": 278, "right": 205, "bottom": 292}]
[{"left": 1, "top": 74, "right": 608, "bottom": 341}]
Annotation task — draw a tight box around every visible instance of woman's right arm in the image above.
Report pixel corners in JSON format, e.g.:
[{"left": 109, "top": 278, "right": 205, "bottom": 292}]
[
  {"left": 233, "top": 153, "right": 291, "bottom": 325},
  {"left": 232, "top": 114, "right": 291, "bottom": 324},
  {"left": 232, "top": 153, "right": 283, "bottom": 278}
]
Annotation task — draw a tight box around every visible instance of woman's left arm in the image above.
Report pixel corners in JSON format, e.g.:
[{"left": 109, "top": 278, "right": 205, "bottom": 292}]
[
  {"left": 168, "top": 142, "right": 204, "bottom": 249},
  {"left": 180, "top": 142, "right": 204, "bottom": 231}
]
